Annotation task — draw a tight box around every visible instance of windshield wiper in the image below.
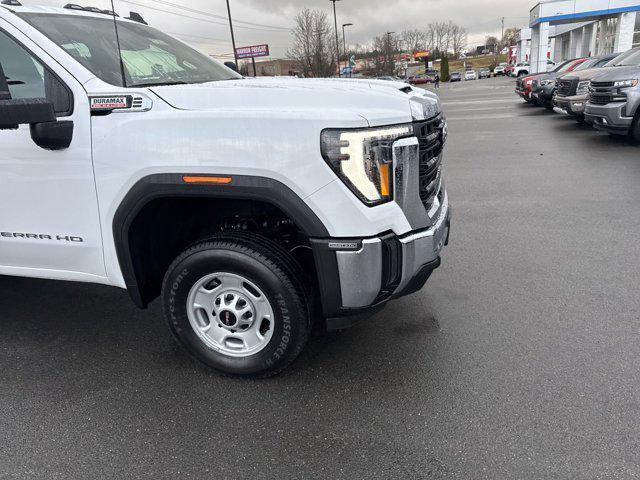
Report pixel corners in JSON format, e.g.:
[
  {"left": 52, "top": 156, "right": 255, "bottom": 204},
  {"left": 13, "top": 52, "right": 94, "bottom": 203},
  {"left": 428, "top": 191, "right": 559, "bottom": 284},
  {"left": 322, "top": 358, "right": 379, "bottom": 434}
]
[{"left": 129, "top": 81, "right": 188, "bottom": 88}]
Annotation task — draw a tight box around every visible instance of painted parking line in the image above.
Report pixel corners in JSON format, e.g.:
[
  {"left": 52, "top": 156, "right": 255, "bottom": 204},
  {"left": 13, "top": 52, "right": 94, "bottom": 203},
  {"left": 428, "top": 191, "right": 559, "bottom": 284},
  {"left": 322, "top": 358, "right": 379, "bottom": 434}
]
[
  {"left": 446, "top": 113, "right": 522, "bottom": 121},
  {"left": 443, "top": 105, "right": 517, "bottom": 113},
  {"left": 441, "top": 99, "right": 519, "bottom": 106}
]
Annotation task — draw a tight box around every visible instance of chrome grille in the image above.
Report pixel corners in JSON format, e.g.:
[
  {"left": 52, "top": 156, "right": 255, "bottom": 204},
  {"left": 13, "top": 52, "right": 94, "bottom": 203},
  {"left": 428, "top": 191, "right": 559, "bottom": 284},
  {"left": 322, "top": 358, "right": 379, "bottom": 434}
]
[{"left": 413, "top": 115, "right": 444, "bottom": 210}]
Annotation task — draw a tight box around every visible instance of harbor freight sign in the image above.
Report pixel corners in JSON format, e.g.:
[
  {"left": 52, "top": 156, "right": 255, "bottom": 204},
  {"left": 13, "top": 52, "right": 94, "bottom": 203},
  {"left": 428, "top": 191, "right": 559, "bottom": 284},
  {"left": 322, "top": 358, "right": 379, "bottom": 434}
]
[{"left": 235, "top": 44, "right": 270, "bottom": 59}]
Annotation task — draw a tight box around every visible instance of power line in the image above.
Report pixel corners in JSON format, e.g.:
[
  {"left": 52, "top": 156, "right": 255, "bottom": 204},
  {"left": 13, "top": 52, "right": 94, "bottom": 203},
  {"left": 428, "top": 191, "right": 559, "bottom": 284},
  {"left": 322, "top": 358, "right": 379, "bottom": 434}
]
[
  {"left": 168, "top": 34, "right": 287, "bottom": 49},
  {"left": 166, "top": 31, "right": 289, "bottom": 47},
  {"left": 125, "top": 1, "right": 291, "bottom": 32},
  {"left": 145, "top": 0, "right": 290, "bottom": 31}
]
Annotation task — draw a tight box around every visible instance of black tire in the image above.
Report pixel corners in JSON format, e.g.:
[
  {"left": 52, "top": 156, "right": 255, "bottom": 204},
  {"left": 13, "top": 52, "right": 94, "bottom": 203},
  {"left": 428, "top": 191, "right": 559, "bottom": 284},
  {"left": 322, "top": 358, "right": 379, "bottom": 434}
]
[
  {"left": 629, "top": 115, "right": 640, "bottom": 144},
  {"left": 162, "top": 233, "right": 312, "bottom": 377},
  {"left": 575, "top": 114, "right": 586, "bottom": 124}
]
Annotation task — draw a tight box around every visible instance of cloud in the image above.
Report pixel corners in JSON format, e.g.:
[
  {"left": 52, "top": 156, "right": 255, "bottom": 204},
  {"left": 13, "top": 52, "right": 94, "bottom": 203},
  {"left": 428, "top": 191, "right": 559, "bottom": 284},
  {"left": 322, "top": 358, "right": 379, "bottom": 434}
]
[{"left": 19, "top": 0, "right": 533, "bottom": 58}]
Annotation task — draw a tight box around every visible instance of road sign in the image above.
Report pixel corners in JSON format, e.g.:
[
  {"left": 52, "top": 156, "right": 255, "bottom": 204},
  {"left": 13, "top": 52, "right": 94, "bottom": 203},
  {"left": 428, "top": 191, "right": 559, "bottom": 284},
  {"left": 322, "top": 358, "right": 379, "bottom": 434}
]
[{"left": 235, "top": 44, "right": 269, "bottom": 59}]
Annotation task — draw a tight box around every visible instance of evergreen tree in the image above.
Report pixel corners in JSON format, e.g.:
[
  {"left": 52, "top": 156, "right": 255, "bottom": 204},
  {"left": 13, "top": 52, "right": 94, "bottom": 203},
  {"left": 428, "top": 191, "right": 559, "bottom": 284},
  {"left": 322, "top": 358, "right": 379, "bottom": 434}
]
[{"left": 440, "top": 54, "right": 450, "bottom": 82}]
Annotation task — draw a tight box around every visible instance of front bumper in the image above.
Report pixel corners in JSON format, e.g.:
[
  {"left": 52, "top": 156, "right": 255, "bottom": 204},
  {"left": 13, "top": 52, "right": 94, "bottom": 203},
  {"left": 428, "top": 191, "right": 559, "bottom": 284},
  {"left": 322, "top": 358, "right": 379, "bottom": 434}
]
[
  {"left": 534, "top": 84, "right": 555, "bottom": 105},
  {"left": 585, "top": 102, "right": 632, "bottom": 134},
  {"left": 554, "top": 94, "right": 588, "bottom": 115},
  {"left": 312, "top": 190, "right": 450, "bottom": 330},
  {"left": 516, "top": 87, "right": 531, "bottom": 100}
]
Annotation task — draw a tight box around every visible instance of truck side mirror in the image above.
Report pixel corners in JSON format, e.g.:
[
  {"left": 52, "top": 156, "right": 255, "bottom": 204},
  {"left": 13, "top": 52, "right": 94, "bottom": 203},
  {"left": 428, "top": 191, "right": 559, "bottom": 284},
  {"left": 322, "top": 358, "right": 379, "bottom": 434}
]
[
  {"left": 0, "top": 62, "right": 56, "bottom": 130},
  {"left": 0, "top": 98, "right": 57, "bottom": 130}
]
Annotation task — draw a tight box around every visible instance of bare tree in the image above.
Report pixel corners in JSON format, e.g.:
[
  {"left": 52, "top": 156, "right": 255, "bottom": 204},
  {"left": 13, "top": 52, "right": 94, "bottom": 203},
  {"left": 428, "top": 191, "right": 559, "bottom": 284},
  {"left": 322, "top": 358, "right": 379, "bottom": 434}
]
[
  {"left": 425, "top": 23, "right": 436, "bottom": 52},
  {"left": 501, "top": 27, "right": 520, "bottom": 48},
  {"left": 372, "top": 33, "right": 399, "bottom": 76},
  {"left": 401, "top": 29, "right": 427, "bottom": 53},
  {"left": 434, "top": 22, "right": 448, "bottom": 55},
  {"left": 485, "top": 35, "right": 499, "bottom": 50},
  {"left": 449, "top": 24, "right": 468, "bottom": 57},
  {"left": 287, "top": 8, "right": 337, "bottom": 78}
]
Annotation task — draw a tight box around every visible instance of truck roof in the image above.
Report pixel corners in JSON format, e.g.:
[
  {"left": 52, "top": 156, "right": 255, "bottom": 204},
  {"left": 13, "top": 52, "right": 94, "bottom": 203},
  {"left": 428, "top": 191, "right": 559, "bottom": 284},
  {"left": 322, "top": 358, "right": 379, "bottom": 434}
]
[{"left": 1, "top": 3, "right": 142, "bottom": 25}]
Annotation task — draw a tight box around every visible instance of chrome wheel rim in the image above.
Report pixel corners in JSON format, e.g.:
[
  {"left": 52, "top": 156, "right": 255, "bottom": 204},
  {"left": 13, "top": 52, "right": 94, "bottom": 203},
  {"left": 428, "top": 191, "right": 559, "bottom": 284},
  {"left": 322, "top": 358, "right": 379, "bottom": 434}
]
[{"left": 186, "top": 272, "right": 275, "bottom": 358}]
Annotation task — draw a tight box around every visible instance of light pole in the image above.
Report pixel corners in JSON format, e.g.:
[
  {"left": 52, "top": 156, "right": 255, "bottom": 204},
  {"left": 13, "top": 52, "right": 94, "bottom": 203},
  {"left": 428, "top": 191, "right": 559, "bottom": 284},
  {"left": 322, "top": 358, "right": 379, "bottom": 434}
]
[
  {"left": 329, "top": 0, "right": 341, "bottom": 76},
  {"left": 386, "top": 31, "right": 395, "bottom": 75},
  {"left": 342, "top": 23, "right": 353, "bottom": 77},
  {"left": 226, "top": 0, "right": 238, "bottom": 66}
]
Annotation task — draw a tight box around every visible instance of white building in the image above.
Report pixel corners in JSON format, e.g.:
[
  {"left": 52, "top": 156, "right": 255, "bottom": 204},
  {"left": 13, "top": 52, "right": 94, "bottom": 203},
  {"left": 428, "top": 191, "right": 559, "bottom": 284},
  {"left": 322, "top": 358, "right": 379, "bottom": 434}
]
[
  {"left": 517, "top": 28, "right": 532, "bottom": 63},
  {"left": 528, "top": 0, "right": 640, "bottom": 72}
]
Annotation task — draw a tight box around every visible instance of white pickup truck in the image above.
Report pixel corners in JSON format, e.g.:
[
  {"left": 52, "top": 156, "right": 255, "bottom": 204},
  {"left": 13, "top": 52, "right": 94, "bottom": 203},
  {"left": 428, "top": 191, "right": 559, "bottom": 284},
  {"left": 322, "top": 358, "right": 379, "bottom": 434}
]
[{"left": 0, "top": 2, "right": 450, "bottom": 376}]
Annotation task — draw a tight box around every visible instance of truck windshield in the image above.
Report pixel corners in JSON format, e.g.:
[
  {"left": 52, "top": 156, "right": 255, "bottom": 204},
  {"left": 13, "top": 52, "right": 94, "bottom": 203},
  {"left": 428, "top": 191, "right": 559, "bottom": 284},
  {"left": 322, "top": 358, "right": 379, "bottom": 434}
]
[
  {"left": 573, "top": 58, "right": 599, "bottom": 71},
  {"left": 17, "top": 13, "right": 242, "bottom": 87},
  {"left": 606, "top": 48, "right": 640, "bottom": 67},
  {"left": 552, "top": 60, "right": 575, "bottom": 73}
]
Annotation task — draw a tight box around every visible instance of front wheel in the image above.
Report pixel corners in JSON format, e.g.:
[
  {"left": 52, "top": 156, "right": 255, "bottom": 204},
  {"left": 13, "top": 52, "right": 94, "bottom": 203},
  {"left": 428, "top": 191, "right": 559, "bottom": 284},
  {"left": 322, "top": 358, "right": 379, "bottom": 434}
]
[
  {"left": 629, "top": 115, "right": 640, "bottom": 144},
  {"left": 162, "top": 233, "right": 312, "bottom": 377}
]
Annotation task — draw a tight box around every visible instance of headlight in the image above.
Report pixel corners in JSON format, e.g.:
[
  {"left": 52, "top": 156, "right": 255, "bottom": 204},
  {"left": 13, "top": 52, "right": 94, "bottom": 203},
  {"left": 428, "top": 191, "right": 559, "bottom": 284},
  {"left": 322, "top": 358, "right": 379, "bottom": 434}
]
[
  {"left": 576, "top": 80, "right": 590, "bottom": 94},
  {"left": 541, "top": 79, "right": 555, "bottom": 86},
  {"left": 320, "top": 124, "right": 412, "bottom": 206},
  {"left": 613, "top": 79, "right": 638, "bottom": 88}
]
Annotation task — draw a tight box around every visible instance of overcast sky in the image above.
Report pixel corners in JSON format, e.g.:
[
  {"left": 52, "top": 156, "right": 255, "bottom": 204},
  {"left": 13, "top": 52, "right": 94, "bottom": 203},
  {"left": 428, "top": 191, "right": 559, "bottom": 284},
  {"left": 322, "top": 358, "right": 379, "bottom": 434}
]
[{"left": 23, "top": 0, "right": 534, "bottom": 59}]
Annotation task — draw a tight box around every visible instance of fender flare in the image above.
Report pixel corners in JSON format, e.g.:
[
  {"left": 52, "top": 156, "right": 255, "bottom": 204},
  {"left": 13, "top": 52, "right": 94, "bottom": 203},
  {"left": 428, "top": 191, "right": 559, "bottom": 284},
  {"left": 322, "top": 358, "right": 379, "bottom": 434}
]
[{"left": 112, "top": 173, "right": 329, "bottom": 307}]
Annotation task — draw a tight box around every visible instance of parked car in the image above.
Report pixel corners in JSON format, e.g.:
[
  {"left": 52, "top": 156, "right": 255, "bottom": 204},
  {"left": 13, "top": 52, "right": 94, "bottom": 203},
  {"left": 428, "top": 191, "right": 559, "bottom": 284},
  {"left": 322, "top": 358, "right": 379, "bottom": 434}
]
[
  {"left": 465, "top": 70, "right": 477, "bottom": 81},
  {"left": 585, "top": 48, "right": 640, "bottom": 141},
  {"left": 515, "top": 75, "right": 536, "bottom": 101},
  {"left": 494, "top": 63, "right": 508, "bottom": 76},
  {"left": 553, "top": 52, "right": 620, "bottom": 122},
  {"left": 530, "top": 57, "right": 587, "bottom": 109},
  {"left": 449, "top": 71, "right": 462, "bottom": 82},
  {"left": 510, "top": 63, "right": 530, "bottom": 77},
  {"left": 509, "top": 60, "right": 557, "bottom": 77},
  {"left": 408, "top": 74, "right": 434, "bottom": 85},
  {"left": 516, "top": 59, "right": 583, "bottom": 103},
  {"left": 478, "top": 68, "right": 491, "bottom": 79},
  {"left": 0, "top": 3, "right": 451, "bottom": 377}
]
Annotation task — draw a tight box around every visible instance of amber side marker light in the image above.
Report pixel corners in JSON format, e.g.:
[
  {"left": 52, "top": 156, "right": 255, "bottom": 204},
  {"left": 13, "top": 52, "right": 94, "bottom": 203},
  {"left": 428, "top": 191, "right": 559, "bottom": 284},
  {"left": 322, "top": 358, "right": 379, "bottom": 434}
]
[
  {"left": 182, "top": 175, "right": 233, "bottom": 185},
  {"left": 379, "top": 164, "right": 391, "bottom": 197}
]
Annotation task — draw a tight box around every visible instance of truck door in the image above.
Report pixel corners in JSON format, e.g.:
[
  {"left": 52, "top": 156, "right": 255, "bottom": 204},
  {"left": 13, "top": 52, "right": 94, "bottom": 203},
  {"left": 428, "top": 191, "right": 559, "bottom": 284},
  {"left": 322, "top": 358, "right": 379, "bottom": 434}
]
[{"left": 0, "top": 27, "right": 105, "bottom": 281}]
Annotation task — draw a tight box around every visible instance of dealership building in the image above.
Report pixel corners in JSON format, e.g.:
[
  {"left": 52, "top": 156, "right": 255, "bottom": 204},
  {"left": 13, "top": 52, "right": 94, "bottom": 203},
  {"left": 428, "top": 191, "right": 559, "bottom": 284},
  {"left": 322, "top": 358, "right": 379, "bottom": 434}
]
[{"left": 524, "top": 0, "right": 640, "bottom": 72}]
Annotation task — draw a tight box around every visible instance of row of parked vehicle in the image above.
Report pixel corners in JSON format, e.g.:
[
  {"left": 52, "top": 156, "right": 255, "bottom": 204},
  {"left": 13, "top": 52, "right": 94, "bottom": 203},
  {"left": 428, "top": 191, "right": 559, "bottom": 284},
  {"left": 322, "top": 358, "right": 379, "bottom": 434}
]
[
  {"left": 449, "top": 68, "right": 492, "bottom": 82},
  {"left": 515, "top": 47, "right": 640, "bottom": 142}
]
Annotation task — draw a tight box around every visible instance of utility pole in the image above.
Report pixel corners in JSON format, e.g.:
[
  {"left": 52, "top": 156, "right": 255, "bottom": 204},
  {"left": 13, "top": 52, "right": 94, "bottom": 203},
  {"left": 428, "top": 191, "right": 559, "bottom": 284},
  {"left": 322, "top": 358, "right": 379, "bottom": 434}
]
[
  {"left": 330, "top": 0, "right": 341, "bottom": 77},
  {"left": 226, "top": 0, "right": 238, "bottom": 66},
  {"left": 342, "top": 23, "right": 353, "bottom": 76},
  {"left": 501, "top": 16, "right": 505, "bottom": 45}
]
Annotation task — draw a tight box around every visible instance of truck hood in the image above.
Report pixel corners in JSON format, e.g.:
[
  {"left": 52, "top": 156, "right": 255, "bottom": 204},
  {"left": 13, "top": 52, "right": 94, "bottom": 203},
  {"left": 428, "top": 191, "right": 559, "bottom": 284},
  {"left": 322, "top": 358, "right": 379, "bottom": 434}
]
[
  {"left": 149, "top": 77, "right": 441, "bottom": 126},
  {"left": 559, "top": 67, "right": 613, "bottom": 82},
  {"left": 590, "top": 65, "right": 640, "bottom": 82}
]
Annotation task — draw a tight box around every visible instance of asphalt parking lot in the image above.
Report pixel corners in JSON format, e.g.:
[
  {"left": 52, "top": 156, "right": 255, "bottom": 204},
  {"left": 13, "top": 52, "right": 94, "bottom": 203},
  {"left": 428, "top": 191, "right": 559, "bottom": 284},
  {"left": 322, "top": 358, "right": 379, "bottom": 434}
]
[{"left": 2, "top": 76, "right": 640, "bottom": 479}]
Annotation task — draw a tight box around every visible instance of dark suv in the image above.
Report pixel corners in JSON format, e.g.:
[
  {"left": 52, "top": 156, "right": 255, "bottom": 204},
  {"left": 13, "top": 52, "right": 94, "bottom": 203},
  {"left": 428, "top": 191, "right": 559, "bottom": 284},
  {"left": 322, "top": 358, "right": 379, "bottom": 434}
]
[{"left": 529, "top": 58, "right": 587, "bottom": 109}]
